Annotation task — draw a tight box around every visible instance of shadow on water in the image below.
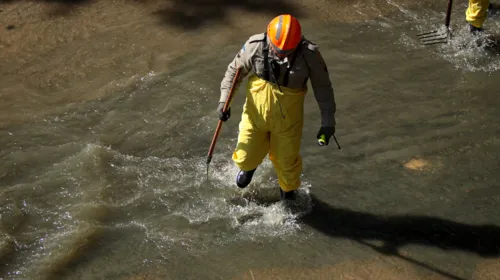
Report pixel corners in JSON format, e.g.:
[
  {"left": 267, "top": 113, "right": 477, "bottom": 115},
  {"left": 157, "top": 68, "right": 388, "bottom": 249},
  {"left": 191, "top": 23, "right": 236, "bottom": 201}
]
[
  {"left": 457, "top": 31, "right": 500, "bottom": 56},
  {"left": 477, "top": 34, "right": 500, "bottom": 55},
  {"left": 152, "top": 0, "right": 305, "bottom": 29},
  {"left": 301, "top": 195, "right": 500, "bottom": 280},
  {"left": 0, "top": 0, "right": 305, "bottom": 28},
  {"left": 0, "top": 0, "right": 91, "bottom": 3},
  {"left": 0, "top": 0, "right": 94, "bottom": 17}
]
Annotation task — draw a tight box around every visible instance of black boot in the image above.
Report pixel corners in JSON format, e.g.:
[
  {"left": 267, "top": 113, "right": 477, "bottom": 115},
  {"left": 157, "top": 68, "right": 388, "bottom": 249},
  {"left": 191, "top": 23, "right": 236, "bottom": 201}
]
[
  {"left": 236, "top": 168, "right": 256, "bottom": 188},
  {"left": 468, "top": 23, "right": 483, "bottom": 34},
  {"left": 280, "top": 189, "right": 296, "bottom": 201}
]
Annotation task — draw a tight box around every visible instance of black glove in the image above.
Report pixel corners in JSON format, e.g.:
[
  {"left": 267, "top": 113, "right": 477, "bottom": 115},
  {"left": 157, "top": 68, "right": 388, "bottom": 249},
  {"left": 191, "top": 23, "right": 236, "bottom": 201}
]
[
  {"left": 316, "top": 126, "right": 335, "bottom": 145},
  {"left": 217, "top": 102, "right": 231, "bottom": 122}
]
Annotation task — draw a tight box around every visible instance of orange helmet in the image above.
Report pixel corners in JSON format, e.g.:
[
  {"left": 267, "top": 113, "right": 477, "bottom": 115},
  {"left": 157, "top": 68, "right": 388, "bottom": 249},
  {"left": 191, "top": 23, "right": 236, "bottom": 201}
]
[{"left": 267, "top": 14, "right": 302, "bottom": 57}]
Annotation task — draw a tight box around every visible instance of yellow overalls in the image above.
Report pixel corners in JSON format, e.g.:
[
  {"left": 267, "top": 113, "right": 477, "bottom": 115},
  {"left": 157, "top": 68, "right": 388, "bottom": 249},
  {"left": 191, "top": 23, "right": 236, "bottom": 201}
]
[
  {"left": 466, "top": 0, "right": 490, "bottom": 28},
  {"left": 232, "top": 75, "right": 307, "bottom": 192}
]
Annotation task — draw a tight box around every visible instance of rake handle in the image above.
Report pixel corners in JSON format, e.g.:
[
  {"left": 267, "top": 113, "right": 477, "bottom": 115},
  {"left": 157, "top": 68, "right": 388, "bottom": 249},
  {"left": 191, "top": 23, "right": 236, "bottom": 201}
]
[
  {"left": 445, "top": 0, "right": 453, "bottom": 29},
  {"left": 206, "top": 67, "right": 242, "bottom": 165}
]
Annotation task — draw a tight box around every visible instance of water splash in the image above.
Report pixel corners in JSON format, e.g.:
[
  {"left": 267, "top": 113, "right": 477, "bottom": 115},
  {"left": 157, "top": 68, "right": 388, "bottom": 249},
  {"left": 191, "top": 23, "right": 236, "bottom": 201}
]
[{"left": 441, "top": 26, "right": 500, "bottom": 72}]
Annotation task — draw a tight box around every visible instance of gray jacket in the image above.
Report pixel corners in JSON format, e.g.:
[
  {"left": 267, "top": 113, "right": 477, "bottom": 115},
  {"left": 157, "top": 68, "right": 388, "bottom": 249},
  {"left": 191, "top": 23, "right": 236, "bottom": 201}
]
[{"left": 220, "top": 33, "right": 336, "bottom": 127}]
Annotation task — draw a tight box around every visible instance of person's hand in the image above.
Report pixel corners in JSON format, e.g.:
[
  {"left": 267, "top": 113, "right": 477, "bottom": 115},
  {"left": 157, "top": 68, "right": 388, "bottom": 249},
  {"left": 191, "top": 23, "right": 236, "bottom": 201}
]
[
  {"left": 316, "top": 126, "right": 335, "bottom": 146},
  {"left": 217, "top": 102, "right": 231, "bottom": 122}
]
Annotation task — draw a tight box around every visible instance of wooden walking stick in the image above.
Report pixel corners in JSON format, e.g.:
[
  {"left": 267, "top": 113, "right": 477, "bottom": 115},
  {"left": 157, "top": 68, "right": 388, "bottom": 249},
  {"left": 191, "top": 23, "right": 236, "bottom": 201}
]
[{"left": 206, "top": 67, "right": 242, "bottom": 179}]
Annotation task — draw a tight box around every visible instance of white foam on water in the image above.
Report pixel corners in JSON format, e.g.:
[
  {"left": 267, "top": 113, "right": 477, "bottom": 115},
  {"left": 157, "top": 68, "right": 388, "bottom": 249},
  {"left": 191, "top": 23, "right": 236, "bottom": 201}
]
[
  {"left": 230, "top": 187, "right": 313, "bottom": 241},
  {"left": 386, "top": 0, "right": 419, "bottom": 21},
  {"left": 127, "top": 154, "right": 316, "bottom": 246},
  {"left": 389, "top": 4, "right": 500, "bottom": 73},
  {"left": 441, "top": 27, "right": 500, "bottom": 72},
  {"left": 30, "top": 144, "right": 315, "bottom": 254}
]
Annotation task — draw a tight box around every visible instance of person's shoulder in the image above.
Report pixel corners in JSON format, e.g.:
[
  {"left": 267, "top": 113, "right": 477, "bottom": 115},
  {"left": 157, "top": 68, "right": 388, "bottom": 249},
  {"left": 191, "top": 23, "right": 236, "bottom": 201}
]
[
  {"left": 300, "top": 37, "right": 319, "bottom": 52},
  {"left": 247, "top": 33, "right": 266, "bottom": 44},
  {"left": 239, "top": 33, "right": 266, "bottom": 54}
]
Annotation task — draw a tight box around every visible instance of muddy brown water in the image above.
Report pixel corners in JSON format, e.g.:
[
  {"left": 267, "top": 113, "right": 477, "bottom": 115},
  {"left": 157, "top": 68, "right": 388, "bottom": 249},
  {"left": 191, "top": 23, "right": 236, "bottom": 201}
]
[{"left": 1, "top": 1, "right": 500, "bottom": 279}]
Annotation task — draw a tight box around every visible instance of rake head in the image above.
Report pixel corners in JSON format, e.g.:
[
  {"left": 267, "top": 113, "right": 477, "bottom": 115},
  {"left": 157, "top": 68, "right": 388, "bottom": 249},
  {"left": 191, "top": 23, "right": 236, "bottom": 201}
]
[
  {"left": 417, "top": 28, "right": 451, "bottom": 45},
  {"left": 417, "top": 0, "right": 453, "bottom": 45}
]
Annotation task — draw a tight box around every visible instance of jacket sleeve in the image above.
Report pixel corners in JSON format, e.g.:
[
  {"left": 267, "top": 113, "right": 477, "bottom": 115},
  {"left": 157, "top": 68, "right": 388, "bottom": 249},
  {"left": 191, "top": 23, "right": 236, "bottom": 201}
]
[
  {"left": 305, "top": 47, "right": 336, "bottom": 127},
  {"left": 219, "top": 39, "right": 256, "bottom": 104}
]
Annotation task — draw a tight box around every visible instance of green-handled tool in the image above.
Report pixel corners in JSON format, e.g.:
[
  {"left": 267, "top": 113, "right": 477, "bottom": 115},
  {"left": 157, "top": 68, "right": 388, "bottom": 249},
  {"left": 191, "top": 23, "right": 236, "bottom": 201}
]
[{"left": 318, "top": 134, "right": 341, "bottom": 150}]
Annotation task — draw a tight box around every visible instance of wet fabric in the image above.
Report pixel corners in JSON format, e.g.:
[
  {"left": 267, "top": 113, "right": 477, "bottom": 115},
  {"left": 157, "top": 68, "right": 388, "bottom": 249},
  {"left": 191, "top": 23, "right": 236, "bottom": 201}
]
[
  {"left": 466, "top": 0, "right": 490, "bottom": 28},
  {"left": 232, "top": 75, "right": 307, "bottom": 192}
]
